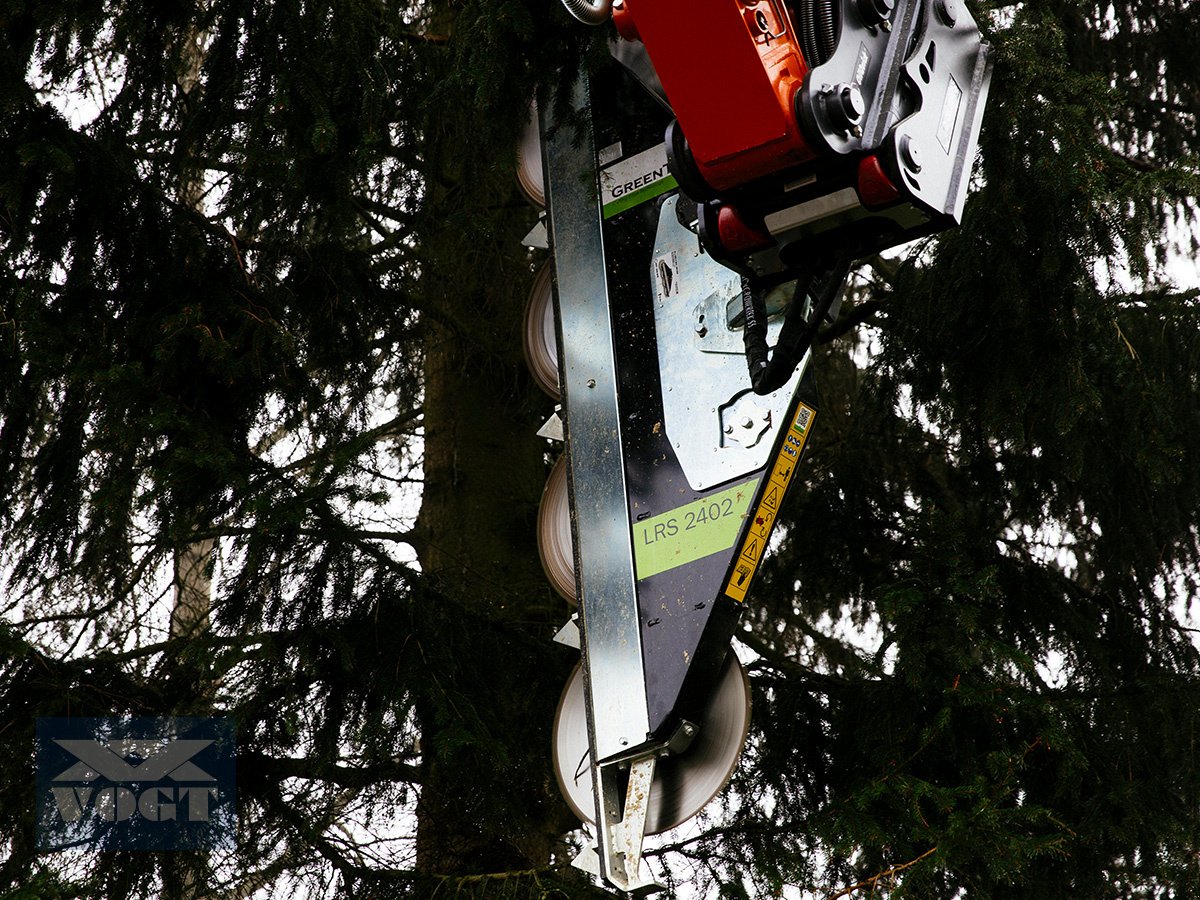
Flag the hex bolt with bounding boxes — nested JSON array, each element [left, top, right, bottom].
[[586, 378, 596, 389], [724, 424, 734, 434], [741, 417, 755, 429], [683, 724, 696, 736]]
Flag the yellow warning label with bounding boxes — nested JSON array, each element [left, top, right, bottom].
[[725, 401, 816, 602]]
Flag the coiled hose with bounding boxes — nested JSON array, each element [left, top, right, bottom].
[[561, 0, 612, 25]]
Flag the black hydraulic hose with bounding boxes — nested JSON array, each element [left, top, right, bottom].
[[816, 0, 838, 63], [742, 251, 853, 395], [792, 0, 838, 67], [797, 1, 818, 68]]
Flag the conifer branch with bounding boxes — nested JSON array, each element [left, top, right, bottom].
[[1111, 149, 1164, 173], [1113, 318, 1139, 360], [738, 627, 859, 686], [268, 406, 424, 471], [188, 524, 421, 549], [433, 865, 568, 884], [864, 253, 901, 286], [818, 297, 889, 344], [824, 846, 938, 899], [241, 750, 422, 787], [397, 29, 450, 45]]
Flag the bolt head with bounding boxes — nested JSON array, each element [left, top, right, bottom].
[[857, 0, 895, 26], [901, 135, 923, 173], [830, 83, 865, 132], [936, 0, 958, 26]]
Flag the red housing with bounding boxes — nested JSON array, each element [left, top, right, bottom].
[[616, 0, 820, 192]]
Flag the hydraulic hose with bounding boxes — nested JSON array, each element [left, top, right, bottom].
[[816, 0, 838, 62], [561, 0, 612, 25], [793, 0, 839, 67], [741, 250, 853, 395]]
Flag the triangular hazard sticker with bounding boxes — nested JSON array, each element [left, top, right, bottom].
[[742, 539, 759, 562], [763, 487, 779, 510]]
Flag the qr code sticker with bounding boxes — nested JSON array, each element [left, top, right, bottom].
[[793, 406, 813, 433]]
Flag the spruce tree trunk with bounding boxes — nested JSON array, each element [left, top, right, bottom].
[[402, 0, 592, 873], [412, 205, 579, 875], [170, 7, 215, 648], [165, 15, 214, 899]]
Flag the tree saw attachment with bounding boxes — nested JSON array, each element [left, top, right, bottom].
[[535, 2, 990, 892]]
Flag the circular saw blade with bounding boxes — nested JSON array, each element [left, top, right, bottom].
[[552, 650, 751, 834], [522, 262, 560, 399], [516, 101, 545, 208], [536, 455, 576, 603]]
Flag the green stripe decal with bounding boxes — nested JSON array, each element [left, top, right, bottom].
[[600, 143, 677, 220], [602, 174, 679, 219], [632, 479, 759, 580]]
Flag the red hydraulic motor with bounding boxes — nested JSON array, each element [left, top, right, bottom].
[[561, 0, 991, 393], [563, 0, 992, 282]]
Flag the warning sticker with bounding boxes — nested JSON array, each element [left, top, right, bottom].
[[600, 143, 679, 219], [654, 251, 680, 300], [725, 402, 817, 602], [633, 479, 759, 580]]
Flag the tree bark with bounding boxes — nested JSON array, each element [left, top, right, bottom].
[[414, 301, 581, 875], [166, 13, 214, 900]]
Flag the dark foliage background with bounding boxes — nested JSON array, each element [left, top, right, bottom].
[[0, 1, 1197, 898]]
